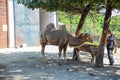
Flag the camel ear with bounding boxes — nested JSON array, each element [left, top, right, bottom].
[[86, 33, 91, 38], [86, 36, 89, 39], [86, 33, 89, 36], [81, 33, 85, 37]]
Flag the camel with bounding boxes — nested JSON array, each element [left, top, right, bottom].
[[40, 23, 93, 63], [75, 44, 98, 63]]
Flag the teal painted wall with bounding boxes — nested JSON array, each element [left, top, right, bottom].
[[14, 0, 40, 47]]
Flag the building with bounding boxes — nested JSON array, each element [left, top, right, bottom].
[[0, 0, 57, 48]]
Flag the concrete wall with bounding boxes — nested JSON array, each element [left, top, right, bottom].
[[40, 9, 57, 31], [13, 0, 40, 47], [8, 0, 15, 48]]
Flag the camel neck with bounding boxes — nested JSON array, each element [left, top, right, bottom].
[[68, 34, 85, 47]]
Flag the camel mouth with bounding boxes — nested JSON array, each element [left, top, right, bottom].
[[86, 35, 93, 43], [69, 43, 85, 48], [89, 38, 93, 43]]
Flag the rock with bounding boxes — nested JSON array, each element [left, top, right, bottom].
[[88, 72, 96, 76], [66, 68, 75, 72], [41, 67, 45, 69]]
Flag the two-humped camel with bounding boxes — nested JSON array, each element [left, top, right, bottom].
[[40, 23, 93, 63]]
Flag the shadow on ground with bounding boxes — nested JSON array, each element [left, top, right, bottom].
[[0, 51, 120, 80]]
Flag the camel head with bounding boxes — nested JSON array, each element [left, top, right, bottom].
[[68, 33, 93, 47], [78, 33, 93, 43]]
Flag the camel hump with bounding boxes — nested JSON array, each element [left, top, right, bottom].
[[58, 25, 68, 35], [46, 23, 67, 31], [40, 23, 55, 44], [45, 23, 56, 34], [46, 23, 55, 30], [58, 25, 67, 30]]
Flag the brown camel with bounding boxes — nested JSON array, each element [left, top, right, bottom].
[[40, 23, 93, 62], [75, 44, 98, 63]]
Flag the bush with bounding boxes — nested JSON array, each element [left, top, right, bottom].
[[114, 31, 120, 39]]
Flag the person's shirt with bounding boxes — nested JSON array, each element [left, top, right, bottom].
[[107, 34, 116, 49]]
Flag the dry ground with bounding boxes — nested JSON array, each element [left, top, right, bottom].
[[0, 46, 120, 80]]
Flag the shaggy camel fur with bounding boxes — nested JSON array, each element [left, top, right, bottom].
[[40, 23, 93, 62], [75, 44, 98, 63]]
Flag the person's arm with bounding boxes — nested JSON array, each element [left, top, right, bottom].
[[114, 40, 117, 54]]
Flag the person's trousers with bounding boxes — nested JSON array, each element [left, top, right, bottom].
[[107, 49, 114, 65]]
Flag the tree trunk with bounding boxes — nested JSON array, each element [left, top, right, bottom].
[[95, 0, 112, 67], [73, 4, 91, 60]]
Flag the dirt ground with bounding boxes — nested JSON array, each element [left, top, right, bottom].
[[0, 45, 120, 80]]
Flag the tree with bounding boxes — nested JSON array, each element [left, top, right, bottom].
[[73, 4, 91, 60], [95, 0, 112, 67], [95, 0, 120, 67]]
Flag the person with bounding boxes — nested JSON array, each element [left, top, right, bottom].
[[106, 29, 117, 66]]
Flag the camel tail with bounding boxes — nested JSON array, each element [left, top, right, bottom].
[[40, 34, 47, 45]]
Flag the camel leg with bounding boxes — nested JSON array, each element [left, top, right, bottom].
[[75, 48, 81, 61], [41, 44, 46, 63], [58, 46, 62, 63], [59, 47, 62, 58], [63, 45, 67, 62], [73, 48, 77, 60], [90, 52, 94, 63]]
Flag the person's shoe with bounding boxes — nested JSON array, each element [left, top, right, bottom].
[[109, 63, 113, 66]]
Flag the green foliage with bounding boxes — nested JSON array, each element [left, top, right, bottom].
[[58, 11, 104, 35], [114, 31, 120, 39], [17, 0, 120, 38], [109, 16, 120, 39], [17, 0, 107, 14], [110, 16, 120, 31], [59, 11, 120, 40], [58, 12, 80, 33], [17, 0, 120, 12], [83, 13, 104, 35]]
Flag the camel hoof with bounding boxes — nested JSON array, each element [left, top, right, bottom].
[[78, 58, 81, 62], [91, 59, 94, 63], [66, 62, 70, 65], [41, 57, 47, 63], [58, 63, 62, 66], [57, 59, 61, 63]]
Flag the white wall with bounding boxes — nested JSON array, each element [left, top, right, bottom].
[[8, 0, 15, 48], [40, 9, 57, 31]]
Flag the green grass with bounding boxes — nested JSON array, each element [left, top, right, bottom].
[[84, 42, 99, 46]]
